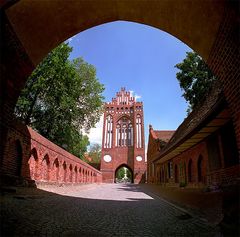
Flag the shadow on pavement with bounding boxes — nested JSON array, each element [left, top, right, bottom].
[[0, 184, 236, 237]]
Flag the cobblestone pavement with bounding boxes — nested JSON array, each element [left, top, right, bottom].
[[1, 184, 222, 237]]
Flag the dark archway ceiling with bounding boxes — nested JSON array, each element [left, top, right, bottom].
[[6, 0, 226, 66]]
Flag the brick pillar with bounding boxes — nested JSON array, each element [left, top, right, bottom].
[[207, 1, 240, 161], [207, 2, 240, 231], [0, 13, 34, 170]]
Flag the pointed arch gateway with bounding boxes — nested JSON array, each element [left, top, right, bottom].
[[115, 164, 134, 183]]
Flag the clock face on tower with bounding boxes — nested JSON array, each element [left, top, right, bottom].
[[103, 155, 112, 163], [136, 156, 143, 162]]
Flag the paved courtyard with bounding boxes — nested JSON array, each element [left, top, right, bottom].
[[1, 183, 221, 236]]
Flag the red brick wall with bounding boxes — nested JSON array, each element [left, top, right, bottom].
[[152, 137, 239, 188], [147, 130, 159, 183], [147, 127, 174, 183], [207, 1, 240, 158], [207, 165, 240, 186], [1, 120, 102, 186], [170, 142, 209, 188]]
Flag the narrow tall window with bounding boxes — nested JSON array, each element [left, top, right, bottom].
[[104, 115, 113, 148], [122, 124, 126, 146], [136, 115, 142, 148], [116, 124, 120, 146], [116, 117, 132, 147], [128, 124, 133, 146]]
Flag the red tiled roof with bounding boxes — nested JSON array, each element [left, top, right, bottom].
[[151, 130, 175, 142]]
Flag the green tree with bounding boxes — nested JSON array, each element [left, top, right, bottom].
[[116, 167, 132, 181], [116, 167, 125, 180], [87, 143, 101, 164], [15, 43, 104, 159], [175, 51, 216, 113], [126, 169, 132, 180]]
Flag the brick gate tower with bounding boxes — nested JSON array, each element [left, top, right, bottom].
[[100, 88, 146, 183]]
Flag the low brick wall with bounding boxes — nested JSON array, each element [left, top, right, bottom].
[[1, 119, 102, 186], [207, 165, 240, 186]]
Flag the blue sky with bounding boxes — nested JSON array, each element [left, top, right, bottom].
[[67, 21, 192, 146]]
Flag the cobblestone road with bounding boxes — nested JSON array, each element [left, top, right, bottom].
[[1, 184, 221, 237]]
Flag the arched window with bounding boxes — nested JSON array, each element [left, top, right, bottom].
[[116, 117, 132, 147], [197, 155, 203, 182], [104, 115, 113, 148], [136, 115, 142, 148], [122, 124, 126, 146], [116, 124, 120, 146], [188, 159, 192, 183], [128, 124, 133, 146]]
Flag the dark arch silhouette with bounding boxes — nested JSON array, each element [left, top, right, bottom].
[[115, 164, 133, 183]]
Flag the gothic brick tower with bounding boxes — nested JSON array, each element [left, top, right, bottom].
[[100, 87, 146, 183]]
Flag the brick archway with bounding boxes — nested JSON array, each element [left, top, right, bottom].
[[115, 164, 134, 183], [1, 0, 239, 171]]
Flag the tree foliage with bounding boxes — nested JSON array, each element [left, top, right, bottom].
[[116, 167, 125, 179], [87, 143, 102, 164], [175, 51, 216, 112], [15, 43, 104, 159], [116, 167, 132, 181]]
